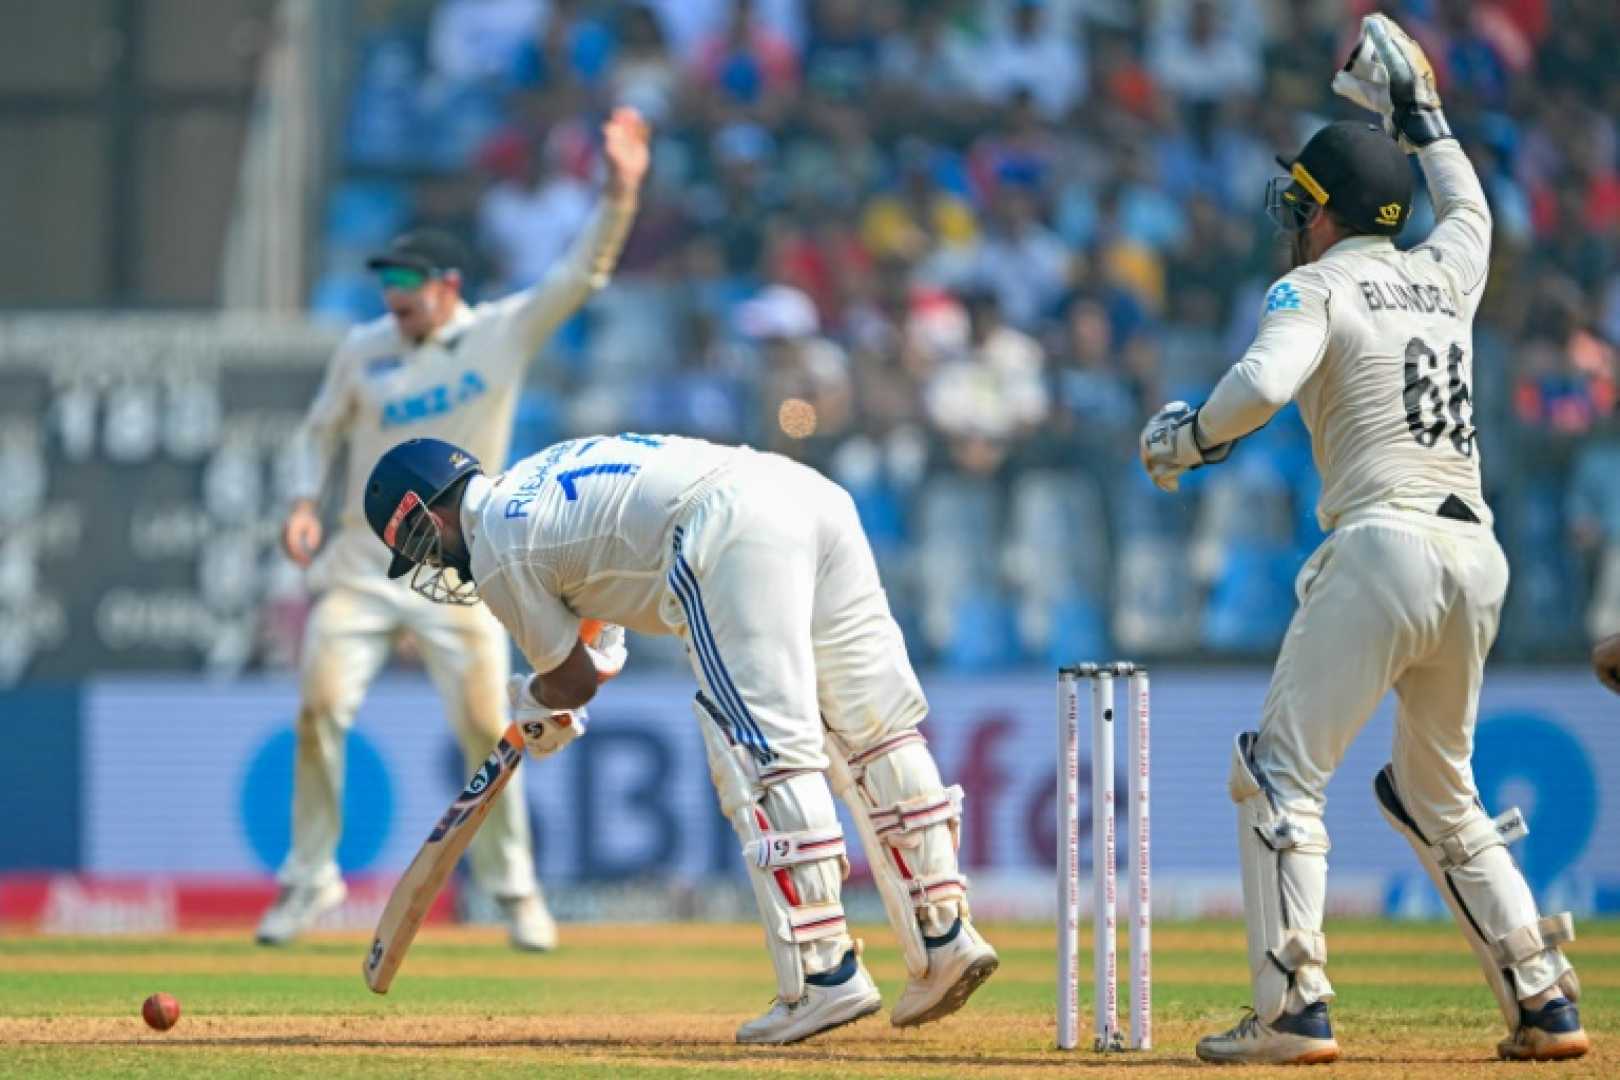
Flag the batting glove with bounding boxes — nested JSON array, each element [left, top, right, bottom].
[[507, 674, 588, 760]]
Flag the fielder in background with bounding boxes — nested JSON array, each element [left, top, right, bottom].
[[1139, 15, 1587, 1065], [362, 434, 999, 1045], [258, 108, 649, 950]]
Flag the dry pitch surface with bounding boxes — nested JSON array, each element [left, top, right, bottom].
[[1, 920, 1615, 1078]]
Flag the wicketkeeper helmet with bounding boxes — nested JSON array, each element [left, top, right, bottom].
[[1266, 120, 1414, 237]]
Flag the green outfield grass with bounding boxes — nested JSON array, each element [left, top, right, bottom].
[[0, 920, 1614, 1078]]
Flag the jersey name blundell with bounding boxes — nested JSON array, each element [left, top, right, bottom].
[[1357, 278, 1457, 318]]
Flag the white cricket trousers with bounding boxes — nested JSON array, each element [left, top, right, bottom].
[[1254, 505, 1509, 838], [277, 576, 537, 898], [662, 450, 931, 770]]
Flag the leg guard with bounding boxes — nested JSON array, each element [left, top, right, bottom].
[[1229, 733, 1333, 1024], [1375, 764, 1578, 1032], [696, 694, 851, 1004], [826, 729, 967, 980]]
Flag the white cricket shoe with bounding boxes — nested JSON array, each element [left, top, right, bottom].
[[1195, 1004, 1340, 1065], [255, 880, 347, 945], [499, 892, 558, 952], [891, 919, 999, 1027], [735, 953, 883, 1045]]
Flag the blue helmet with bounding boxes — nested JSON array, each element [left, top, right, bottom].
[[364, 437, 482, 582]]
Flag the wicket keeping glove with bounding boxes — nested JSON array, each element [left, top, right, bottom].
[[507, 674, 588, 760], [1332, 13, 1451, 151], [1139, 401, 1232, 494]]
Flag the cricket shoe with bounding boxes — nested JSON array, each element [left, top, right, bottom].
[[499, 892, 558, 952], [1195, 1003, 1341, 1065], [255, 880, 347, 945], [735, 949, 883, 1045], [1498, 997, 1590, 1061], [891, 919, 1000, 1027]]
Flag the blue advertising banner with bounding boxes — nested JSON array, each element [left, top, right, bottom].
[[0, 684, 81, 870], [27, 668, 1620, 917]]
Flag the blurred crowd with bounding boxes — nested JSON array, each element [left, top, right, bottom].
[[313, 0, 1620, 667]]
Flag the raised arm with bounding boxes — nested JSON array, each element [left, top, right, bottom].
[[1335, 13, 1488, 296], [1414, 141, 1491, 301], [496, 108, 649, 360]]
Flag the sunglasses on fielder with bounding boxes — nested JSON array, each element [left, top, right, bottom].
[[382, 491, 479, 604], [376, 266, 439, 292]]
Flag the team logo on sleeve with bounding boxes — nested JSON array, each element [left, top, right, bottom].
[[1265, 282, 1302, 313]]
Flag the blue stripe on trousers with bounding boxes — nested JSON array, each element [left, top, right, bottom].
[[666, 567, 752, 753], [667, 565, 771, 761], [669, 553, 773, 759], [667, 550, 774, 761]]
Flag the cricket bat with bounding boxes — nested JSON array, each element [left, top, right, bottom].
[[363, 723, 525, 993]]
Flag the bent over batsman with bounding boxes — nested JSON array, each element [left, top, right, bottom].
[[364, 432, 999, 1045]]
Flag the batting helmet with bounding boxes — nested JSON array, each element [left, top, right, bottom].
[[364, 437, 483, 581]]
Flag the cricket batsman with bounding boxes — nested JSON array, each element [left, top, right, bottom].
[[1138, 15, 1587, 1064], [360, 432, 1000, 1044], [257, 109, 649, 949]]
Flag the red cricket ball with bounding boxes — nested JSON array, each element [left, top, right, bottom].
[[142, 992, 181, 1031]]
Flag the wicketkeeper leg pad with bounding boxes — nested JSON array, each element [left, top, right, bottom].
[[826, 729, 968, 980], [695, 694, 851, 1004], [1375, 764, 1578, 1032], [1229, 733, 1333, 1023]]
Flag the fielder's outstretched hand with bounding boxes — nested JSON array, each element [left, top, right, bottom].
[[281, 500, 322, 567], [1592, 634, 1620, 695], [603, 106, 650, 201]]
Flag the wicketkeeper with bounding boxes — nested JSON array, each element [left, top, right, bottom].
[[1138, 15, 1587, 1064], [361, 433, 999, 1044]]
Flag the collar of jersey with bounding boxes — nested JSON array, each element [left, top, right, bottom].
[[420, 302, 476, 348], [460, 472, 496, 580], [1322, 234, 1394, 259]]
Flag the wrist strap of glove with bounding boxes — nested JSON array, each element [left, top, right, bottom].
[[1395, 105, 1451, 148], [1190, 408, 1234, 465]]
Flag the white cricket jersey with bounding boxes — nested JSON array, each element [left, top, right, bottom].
[[289, 198, 636, 587], [463, 434, 741, 673], [1199, 141, 1493, 531]]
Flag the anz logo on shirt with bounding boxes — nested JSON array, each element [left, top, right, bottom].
[[380, 370, 488, 428]]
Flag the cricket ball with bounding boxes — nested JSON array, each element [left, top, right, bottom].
[[142, 992, 181, 1031]]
